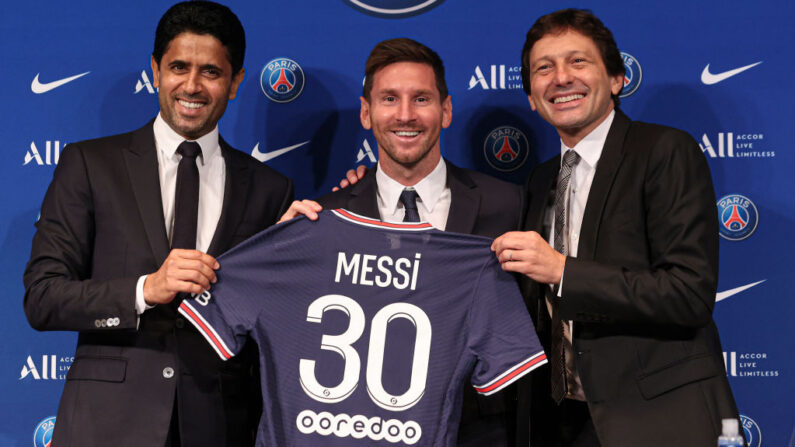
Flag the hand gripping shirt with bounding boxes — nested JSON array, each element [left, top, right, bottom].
[[179, 209, 546, 446]]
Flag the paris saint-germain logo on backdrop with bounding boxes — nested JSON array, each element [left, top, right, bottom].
[[483, 126, 529, 172], [260, 58, 305, 103], [33, 416, 55, 447], [740, 414, 762, 447], [620, 52, 642, 98], [717, 194, 759, 241], [342, 0, 446, 18]]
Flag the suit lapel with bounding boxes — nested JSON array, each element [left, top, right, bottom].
[[444, 160, 479, 234], [523, 158, 559, 234], [207, 138, 252, 257], [124, 121, 170, 266], [577, 110, 631, 260]]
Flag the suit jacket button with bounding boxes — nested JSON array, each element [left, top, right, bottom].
[[163, 367, 175, 379], [175, 318, 185, 329]]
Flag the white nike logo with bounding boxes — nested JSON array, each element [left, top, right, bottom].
[[251, 140, 310, 162], [701, 61, 762, 85], [716, 280, 766, 302], [31, 71, 91, 94]]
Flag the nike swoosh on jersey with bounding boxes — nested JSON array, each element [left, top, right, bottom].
[[251, 140, 310, 162], [31, 71, 91, 94], [700, 61, 762, 85], [716, 279, 766, 302]]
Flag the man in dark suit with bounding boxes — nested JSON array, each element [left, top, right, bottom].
[[281, 38, 522, 446], [23, 2, 293, 446], [491, 9, 741, 446]]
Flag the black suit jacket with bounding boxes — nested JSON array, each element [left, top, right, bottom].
[[318, 159, 523, 446], [516, 110, 740, 446], [23, 121, 294, 447]]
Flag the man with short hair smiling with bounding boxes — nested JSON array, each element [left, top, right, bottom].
[[281, 37, 523, 446], [491, 8, 742, 446], [23, 2, 293, 445]]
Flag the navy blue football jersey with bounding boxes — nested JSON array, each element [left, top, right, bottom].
[[179, 209, 546, 446]]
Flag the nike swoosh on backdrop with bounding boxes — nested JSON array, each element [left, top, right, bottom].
[[701, 61, 762, 85], [31, 71, 91, 94], [716, 279, 766, 302], [251, 140, 310, 162]]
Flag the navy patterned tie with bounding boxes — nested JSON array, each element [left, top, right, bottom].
[[550, 149, 580, 404], [172, 141, 202, 250], [399, 189, 421, 223]]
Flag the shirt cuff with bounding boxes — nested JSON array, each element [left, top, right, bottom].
[[135, 275, 156, 315], [557, 264, 566, 298]]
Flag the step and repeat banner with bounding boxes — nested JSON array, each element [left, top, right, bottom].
[[1, 0, 792, 445]]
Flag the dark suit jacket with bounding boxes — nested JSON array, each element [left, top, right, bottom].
[[516, 110, 740, 446], [23, 121, 294, 447], [318, 159, 523, 446]]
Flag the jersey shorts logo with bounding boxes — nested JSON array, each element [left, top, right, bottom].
[[33, 416, 55, 447], [342, 0, 445, 18], [740, 414, 762, 447], [483, 126, 529, 172], [260, 58, 305, 103], [717, 194, 759, 241], [620, 52, 642, 98]]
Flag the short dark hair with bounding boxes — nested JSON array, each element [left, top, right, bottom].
[[521, 8, 625, 105], [363, 38, 448, 101], [153, 1, 246, 75]]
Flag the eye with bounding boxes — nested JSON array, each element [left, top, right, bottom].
[[383, 96, 396, 103], [203, 68, 221, 78], [170, 63, 187, 72], [415, 96, 428, 103]]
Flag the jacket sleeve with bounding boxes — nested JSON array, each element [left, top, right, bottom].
[[23, 144, 139, 332]]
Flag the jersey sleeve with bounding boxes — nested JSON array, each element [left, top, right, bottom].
[[178, 236, 271, 361], [468, 257, 547, 396]]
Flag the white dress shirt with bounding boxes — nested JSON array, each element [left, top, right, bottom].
[[134, 114, 226, 314], [375, 157, 451, 230]]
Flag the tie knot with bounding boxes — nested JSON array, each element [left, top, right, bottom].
[[562, 150, 580, 168], [177, 141, 202, 159], [399, 189, 419, 210]]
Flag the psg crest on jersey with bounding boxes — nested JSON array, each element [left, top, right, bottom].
[[483, 126, 529, 172], [342, 0, 446, 18], [717, 194, 759, 241], [260, 58, 305, 103], [620, 52, 642, 98], [33, 416, 55, 447]]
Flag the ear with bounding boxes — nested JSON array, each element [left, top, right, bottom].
[[360, 97, 372, 130], [150, 55, 160, 89], [228, 68, 245, 100], [610, 73, 624, 96], [527, 95, 537, 111], [441, 95, 452, 129]]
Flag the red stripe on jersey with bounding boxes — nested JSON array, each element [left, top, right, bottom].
[[474, 353, 547, 394], [335, 208, 433, 229], [179, 303, 232, 360]]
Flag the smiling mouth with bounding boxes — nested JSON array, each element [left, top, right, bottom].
[[552, 94, 585, 104], [393, 131, 420, 137], [178, 99, 205, 110]]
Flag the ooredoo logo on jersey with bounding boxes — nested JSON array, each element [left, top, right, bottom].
[[260, 58, 305, 103]]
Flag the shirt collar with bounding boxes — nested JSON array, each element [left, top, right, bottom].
[[560, 109, 615, 170], [376, 157, 447, 214], [153, 113, 221, 165]]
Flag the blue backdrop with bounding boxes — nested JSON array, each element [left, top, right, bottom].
[[2, 1, 792, 445]]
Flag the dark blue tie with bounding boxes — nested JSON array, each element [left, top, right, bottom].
[[172, 141, 202, 250], [399, 189, 421, 223]]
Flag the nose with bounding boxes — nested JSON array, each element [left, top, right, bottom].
[[552, 65, 574, 86], [183, 69, 202, 95], [396, 99, 416, 122]]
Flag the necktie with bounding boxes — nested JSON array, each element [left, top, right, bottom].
[[550, 149, 580, 404], [399, 189, 421, 223], [172, 141, 202, 250]]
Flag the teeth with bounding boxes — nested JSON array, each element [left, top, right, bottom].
[[178, 99, 203, 109], [394, 131, 420, 137], [553, 94, 584, 104]]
